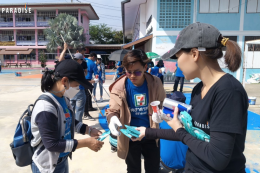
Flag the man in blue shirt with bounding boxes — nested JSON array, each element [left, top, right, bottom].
[[84, 53, 98, 119], [173, 62, 185, 92], [115, 61, 124, 80]]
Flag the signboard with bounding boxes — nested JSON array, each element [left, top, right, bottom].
[[38, 41, 48, 46], [0, 22, 13, 27], [0, 41, 15, 46], [15, 22, 35, 27], [16, 40, 35, 46], [37, 21, 49, 27]]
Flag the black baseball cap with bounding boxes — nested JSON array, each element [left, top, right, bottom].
[[161, 22, 221, 60], [54, 59, 93, 89]]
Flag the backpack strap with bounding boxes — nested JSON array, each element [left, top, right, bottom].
[[22, 94, 59, 143], [29, 94, 59, 117]]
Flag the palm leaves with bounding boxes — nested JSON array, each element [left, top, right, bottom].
[[44, 13, 86, 52]]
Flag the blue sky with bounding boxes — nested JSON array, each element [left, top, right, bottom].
[[1, 0, 123, 30]]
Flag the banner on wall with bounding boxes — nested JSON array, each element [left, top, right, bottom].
[[0, 41, 15, 46]]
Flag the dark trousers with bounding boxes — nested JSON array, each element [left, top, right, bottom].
[[0, 65, 1, 72], [84, 79, 93, 112], [173, 76, 184, 92], [126, 139, 160, 173], [160, 75, 164, 84]]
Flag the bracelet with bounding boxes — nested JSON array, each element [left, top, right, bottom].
[[88, 127, 92, 136]]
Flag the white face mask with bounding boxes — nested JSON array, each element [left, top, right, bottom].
[[63, 82, 80, 99]]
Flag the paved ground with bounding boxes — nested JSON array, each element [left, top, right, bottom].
[[0, 69, 259, 173]]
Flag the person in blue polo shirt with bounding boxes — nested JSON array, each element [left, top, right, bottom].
[[84, 53, 98, 120], [115, 61, 124, 80], [172, 62, 185, 93]]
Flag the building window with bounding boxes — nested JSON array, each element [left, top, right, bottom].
[[16, 13, 34, 22], [245, 36, 260, 51], [17, 31, 35, 41], [58, 11, 78, 20], [159, 0, 192, 29], [4, 55, 15, 61], [0, 31, 14, 42], [200, 0, 239, 13], [37, 11, 56, 21], [247, 0, 260, 13], [0, 13, 13, 22]]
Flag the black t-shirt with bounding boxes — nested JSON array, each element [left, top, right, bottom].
[[81, 60, 87, 70], [185, 74, 248, 172]]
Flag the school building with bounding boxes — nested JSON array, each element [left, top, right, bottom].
[[0, 3, 99, 67], [121, 0, 260, 83]]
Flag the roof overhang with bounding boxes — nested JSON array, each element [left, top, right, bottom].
[[0, 48, 33, 55], [246, 39, 260, 44], [0, 3, 99, 20], [85, 44, 123, 50], [122, 34, 152, 49], [121, 0, 147, 42]]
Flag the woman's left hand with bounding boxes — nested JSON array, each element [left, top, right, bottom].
[[90, 128, 103, 137], [131, 127, 146, 141], [165, 107, 183, 132]]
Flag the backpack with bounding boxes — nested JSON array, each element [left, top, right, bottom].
[[10, 94, 58, 167]]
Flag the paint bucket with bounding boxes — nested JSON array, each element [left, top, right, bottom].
[[15, 72, 22, 77], [248, 97, 257, 105]]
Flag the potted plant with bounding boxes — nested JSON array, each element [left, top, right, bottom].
[[39, 50, 47, 68]]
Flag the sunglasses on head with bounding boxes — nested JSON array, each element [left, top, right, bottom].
[[125, 70, 142, 77]]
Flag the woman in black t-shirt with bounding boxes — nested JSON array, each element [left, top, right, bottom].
[[132, 23, 248, 173]]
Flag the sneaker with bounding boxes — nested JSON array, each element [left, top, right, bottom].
[[93, 97, 97, 102], [88, 107, 98, 111], [111, 146, 117, 153], [100, 98, 103, 102], [85, 114, 95, 120]]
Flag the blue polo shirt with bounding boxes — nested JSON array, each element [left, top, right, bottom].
[[125, 78, 150, 128], [85, 58, 97, 80], [150, 66, 160, 77], [175, 63, 184, 77]]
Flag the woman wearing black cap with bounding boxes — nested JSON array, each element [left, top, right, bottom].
[[134, 23, 248, 173], [30, 59, 104, 173]]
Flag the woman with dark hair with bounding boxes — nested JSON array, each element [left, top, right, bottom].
[[106, 49, 166, 173], [133, 23, 248, 173], [31, 59, 104, 173], [156, 60, 165, 84]]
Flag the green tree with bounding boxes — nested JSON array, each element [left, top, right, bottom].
[[44, 13, 86, 52], [89, 24, 130, 44], [38, 50, 47, 68]]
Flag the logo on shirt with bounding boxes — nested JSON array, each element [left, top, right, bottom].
[[65, 108, 70, 118], [134, 94, 147, 107], [194, 121, 210, 129]]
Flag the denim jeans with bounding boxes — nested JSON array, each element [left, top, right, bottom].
[[93, 80, 103, 97], [70, 89, 86, 122], [31, 157, 68, 173]]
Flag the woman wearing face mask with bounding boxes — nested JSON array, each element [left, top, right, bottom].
[[31, 59, 104, 173], [133, 23, 248, 173], [106, 49, 165, 173]]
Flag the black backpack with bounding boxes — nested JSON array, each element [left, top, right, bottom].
[[10, 94, 58, 167]]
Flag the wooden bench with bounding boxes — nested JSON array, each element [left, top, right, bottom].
[[7, 63, 18, 68], [20, 62, 31, 68]]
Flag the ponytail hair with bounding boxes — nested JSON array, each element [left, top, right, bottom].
[[41, 68, 61, 92], [224, 38, 242, 72], [199, 35, 242, 72]]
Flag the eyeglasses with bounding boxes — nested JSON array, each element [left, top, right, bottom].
[[125, 70, 142, 77]]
